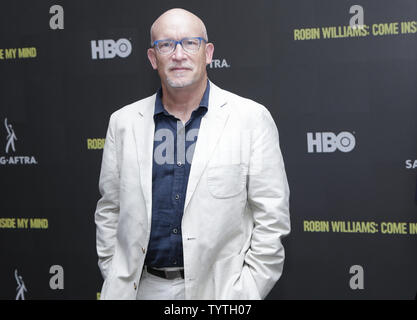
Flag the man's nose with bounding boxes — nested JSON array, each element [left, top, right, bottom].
[[172, 43, 186, 59]]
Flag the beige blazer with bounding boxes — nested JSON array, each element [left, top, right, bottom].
[[95, 81, 290, 300]]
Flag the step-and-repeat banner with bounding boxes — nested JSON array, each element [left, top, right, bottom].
[[0, 0, 416, 300]]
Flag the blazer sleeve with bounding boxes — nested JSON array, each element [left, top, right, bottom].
[[244, 107, 291, 299], [95, 113, 120, 279]]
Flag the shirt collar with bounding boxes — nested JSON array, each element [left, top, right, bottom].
[[154, 80, 210, 117]]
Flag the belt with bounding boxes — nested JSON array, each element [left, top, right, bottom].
[[146, 266, 184, 280]]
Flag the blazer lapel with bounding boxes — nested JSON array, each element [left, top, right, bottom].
[[131, 84, 230, 220], [132, 95, 156, 227], [183, 82, 230, 213]]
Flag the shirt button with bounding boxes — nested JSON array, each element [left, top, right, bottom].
[[177, 161, 182, 167], [142, 247, 146, 254], [175, 194, 180, 200]]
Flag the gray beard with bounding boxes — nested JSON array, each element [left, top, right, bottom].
[[166, 77, 195, 88]]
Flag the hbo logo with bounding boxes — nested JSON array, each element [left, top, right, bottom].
[[307, 132, 356, 153], [91, 39, 132, 59]]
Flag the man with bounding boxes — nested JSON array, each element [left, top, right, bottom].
[[95, 8, 290, 300]]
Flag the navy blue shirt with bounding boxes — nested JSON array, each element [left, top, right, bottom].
[[145, 82, 210, 268]]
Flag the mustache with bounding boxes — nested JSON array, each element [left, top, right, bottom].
[[168, 62, 194, 70]]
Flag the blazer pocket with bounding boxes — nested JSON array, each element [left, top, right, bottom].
[[213, 253, 260, 300], [207, 164, 246, 198]]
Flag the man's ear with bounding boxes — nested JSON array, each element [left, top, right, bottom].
[[205, 43, 214, 65], [147, 48, 158, 70]]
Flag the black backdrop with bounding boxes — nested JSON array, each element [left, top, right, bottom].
[[0, 0, 416, 300]]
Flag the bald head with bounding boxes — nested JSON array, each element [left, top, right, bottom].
[[150, 8, 208, 45], [147, 8, 214, 91]]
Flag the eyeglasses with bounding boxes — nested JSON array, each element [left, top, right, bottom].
[[152, 37, 207, 55]]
